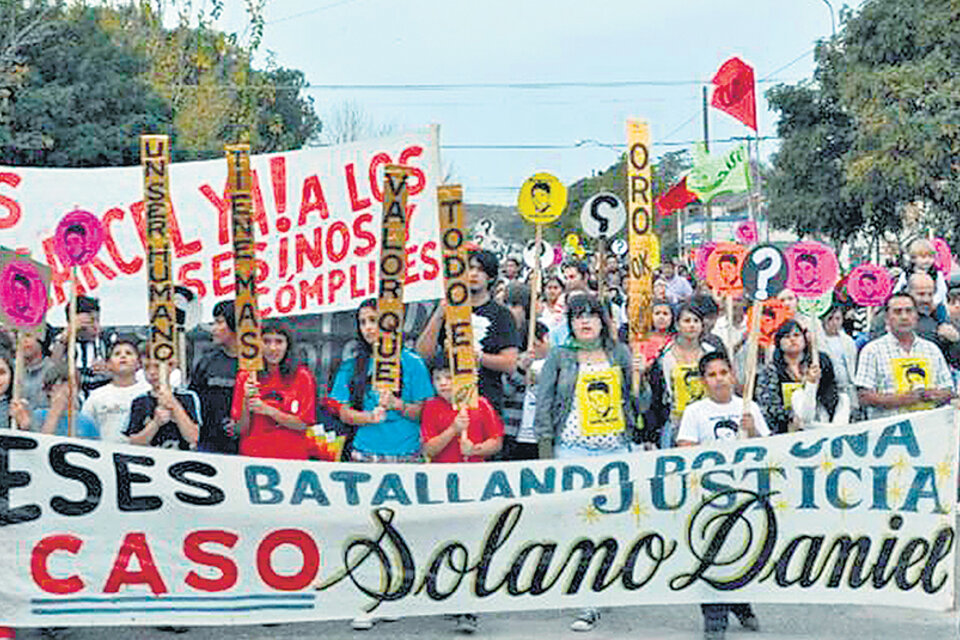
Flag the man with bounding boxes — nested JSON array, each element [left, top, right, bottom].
[[858, 272, 881, 300], [502, 257, 522, 283], [531, 181, 551, 214], [871, 272, 958, 356], [676, 351, 766, 640], [660, 260, 693, 305], [18, 328, 52, 410], [795, 253, 819, 289], [51, 295, 113, 397], [691, 294, 726, 354], [189, 300, 239, 453], [855, 292, 953, 419], [417, 249, 519, 415], [718, 253, 740, 288], [562, 260, 590, 293]]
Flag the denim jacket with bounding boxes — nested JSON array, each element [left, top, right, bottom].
[[533, 341, 648, 444]]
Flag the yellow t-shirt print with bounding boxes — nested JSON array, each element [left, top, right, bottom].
[[672, 363, 705, 418], [891, 356, 934, 412], [781, 382, 802, 410], [576, 367, 625, 437]]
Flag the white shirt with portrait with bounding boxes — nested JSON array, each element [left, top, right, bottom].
[[676, 395, 770, 444]]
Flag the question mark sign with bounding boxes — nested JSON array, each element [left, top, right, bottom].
[[751, 247, 782, 301], [590, 194, 618, 236]]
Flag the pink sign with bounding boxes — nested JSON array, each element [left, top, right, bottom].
[[695, 242, 717, 281], [847, 263, 893, 307], [932, 237, 953, 275], [785, 241, 839, 298], [53, 209, 104, 267], [0, 256, 49, 328], [734, 220, 757, 245]]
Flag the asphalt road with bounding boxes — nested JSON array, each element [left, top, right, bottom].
[[8, 602, 956, 640]]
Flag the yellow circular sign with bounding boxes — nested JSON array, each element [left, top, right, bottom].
[[517, 172, 567, 224]]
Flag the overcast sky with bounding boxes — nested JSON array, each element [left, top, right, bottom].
[[217, 0, 852, 205]]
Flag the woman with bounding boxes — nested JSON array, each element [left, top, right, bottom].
[[330, 299, 433, 464], [820, 303, 859, 419], [653, 278, 669, 304], [647, 303, 718, 448], [502, 284, 549, 460], [0, 349, 12, 429], [755, 319, 843, 433], [540, 274, 566, 330], [534, 293, 644, 632], [232, 323, 317, 460]]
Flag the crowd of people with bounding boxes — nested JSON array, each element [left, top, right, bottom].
[[0, 236, 956, 640]]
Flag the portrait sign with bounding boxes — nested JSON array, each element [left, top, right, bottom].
[[847, 263, 893, 307], [0, 252, 50, 329], [734, 220, 758, 245], [53, 209, 104, 267], [891, 356, 935, 412], [705, 242, 746, 296], [932, 237, 953, 275], [746, 298, 792, 348], [785, 241, 839, 298], [517, 172, 566, 225], [695, 241, 717, 282], [575, 367, 624, 437]]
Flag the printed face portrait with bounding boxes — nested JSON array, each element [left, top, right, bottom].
[[796, 254, 818, 287], [683, 369, 704, 401], [64, 224, 88, 262], [531, 182, 551, 213], [11, 274, 30, 313], [859, 273, 879, 298], [904, 365, 927, 391], [586, 380, 612, 418], [719, 254, 739, 284], [713, 418, 739, 440], [760, 307, 778, 336]]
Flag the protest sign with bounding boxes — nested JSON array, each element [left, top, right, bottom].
[[580, 192, 626, 239], [437, 185, 477, 409], [53, 210, 104, 269], [933, 237, 953, 275], [0, 128, 442, 326], [734, 220, 757, 245], [705, 242, 746, 296], [742, 244, 787, 302], [746, 298, 792, 348], [226, 145, 263, 372], [373, 165, 410, 398], [785, 241, 839, 298], [626, 119, 658, 394], [141, 135, 176, 367], [522, 239, 553, 270], [694, 241, 717, 282], [0, 252, 49, 330], [0, 408, 953, 626], [848, 264, 893, 307]]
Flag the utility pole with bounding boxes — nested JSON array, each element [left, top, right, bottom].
[[702, 86, 713, 242]]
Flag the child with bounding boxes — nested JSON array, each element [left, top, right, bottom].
[[80, 336, 150, 443], [894, 238, 948, 308], [421, 353, 504, 463], [676, 351, 768, 640], [420, 353, 503, 634], [125, 356, 201, 450], [10, 362, 99, 438]]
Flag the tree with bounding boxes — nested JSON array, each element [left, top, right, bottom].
[[767, 0, 960, 253]]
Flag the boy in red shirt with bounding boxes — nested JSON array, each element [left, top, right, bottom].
[[422, 354, 504, 463]]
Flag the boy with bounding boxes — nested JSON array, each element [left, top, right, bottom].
[[10, 362, 98, 438], [80, 336, 149, 443], [677, 351, 768, 640], [190, 300, 240, 453], [420, 354, 503, 634], [125, 355, 201, 450]]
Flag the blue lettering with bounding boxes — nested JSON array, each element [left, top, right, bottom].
[[290, 470, 329, 506], [371, 473, 412, 506], [245, 465, 283, 505]]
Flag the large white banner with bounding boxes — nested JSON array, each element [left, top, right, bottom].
[[0, 128, 443, 325], [0, 408, 955, 626]]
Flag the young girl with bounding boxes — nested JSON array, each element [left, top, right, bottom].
[[647, 303, 719, 447], [894, 238, 949, 307], [232, 323, 317, 460], [540, 274, 566, 330], [330, 299, 434, 466]]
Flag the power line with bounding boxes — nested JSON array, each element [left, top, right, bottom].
[[442, 135, 778, 151], [299, 78, 798, 92], [266, 0, 364, 25]]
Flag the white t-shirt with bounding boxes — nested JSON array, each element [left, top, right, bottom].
[[81, 381, 151, 443], [676, 395, 770, 444]]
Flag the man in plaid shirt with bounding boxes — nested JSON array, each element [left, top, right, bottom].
[[855, 292, 954, 419]]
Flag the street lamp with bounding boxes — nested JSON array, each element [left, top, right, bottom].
[[821, 0, 836, 37]]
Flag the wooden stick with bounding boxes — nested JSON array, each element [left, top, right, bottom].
[[598, 238, 607, 301], [527, 224, 543, 352], [725, 294, 735, 372], [740, 300, 763, 438], [66, 267, 78, 438], [12, 330, 23, 404], [809, 314, 821, 369]]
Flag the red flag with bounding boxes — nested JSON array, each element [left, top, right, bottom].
[[655, 177, 698, 218], [711, 57, 757, 131]]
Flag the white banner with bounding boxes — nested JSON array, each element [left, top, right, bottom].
[[0, 408, 955, 626], [0, 128, 443, 325]]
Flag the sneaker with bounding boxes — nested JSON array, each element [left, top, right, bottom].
[[380, 616, 399, 623], [739, 614, 760, 631], [704, 630, 726, 640], [570, 608, 600, 632], [157, 627, 189, 634], [455, 614, 478, 634], [351, 614, 375, 631]]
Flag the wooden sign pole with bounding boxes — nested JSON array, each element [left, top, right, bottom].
[[67, 267, 78, 437], [597, 238, 607, 302], [438, 185, 478, 411], [374, 165, 411, 401], [141, 135, 176, 388], [226, 144, 262, 373], [527, 223, 543, 352], [740, 300, 763, 438], [626, 119, 657, 395], [12, 330, 23, 403]]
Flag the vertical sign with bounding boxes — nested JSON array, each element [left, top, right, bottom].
[[374, 165, 411, 397], [437, 185, 478, 409], [626, 119, 658, 394], [140, 135, 176, 366], [226, 144, 262, 372]]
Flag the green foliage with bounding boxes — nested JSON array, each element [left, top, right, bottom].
[[767, 0, 960, 252]]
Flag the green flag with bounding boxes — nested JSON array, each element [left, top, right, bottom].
[[686, 142, 751, 203]]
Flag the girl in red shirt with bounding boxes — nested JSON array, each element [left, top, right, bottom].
[[232, 323, 317, 460]]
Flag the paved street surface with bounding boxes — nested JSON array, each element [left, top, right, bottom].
[[9, 603, 957, 640]]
